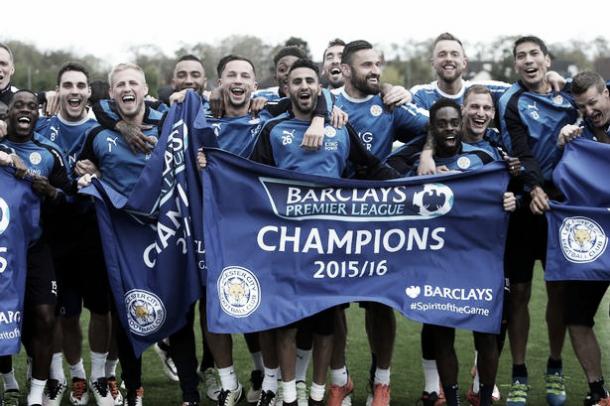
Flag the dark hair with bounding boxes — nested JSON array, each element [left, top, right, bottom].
[[9, 89, 37, 107], [288, 59, 320, 77], [216, 54, 256, 77], [463, 84, 492, 104], [513, 36, 548, 57], [57, 62, 89, 85], [429, 98, 461, 123], [0, 43, 14, 62], [341, 40, 373, 65], [323, 38, 346, 59], [273, 46, 307, 67], [89, 80, 110, 105], [571, 71, 607, 96], [176, 54, 204, 65], [433, 32, 463, 48]]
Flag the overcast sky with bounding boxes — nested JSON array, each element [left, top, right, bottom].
[[3, 0, 608, 65]]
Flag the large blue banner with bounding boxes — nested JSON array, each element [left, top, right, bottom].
[[81, 91, 212, 356], [546, 138, 610, 281], [0, 167, 40, 356], [203, 151, 510, 334]]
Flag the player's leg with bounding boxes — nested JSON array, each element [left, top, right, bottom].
[[168, 305, 200, 405], [432, 325, 458, 406], [368, 303, 394, 406], [328, 306, 353, 406]]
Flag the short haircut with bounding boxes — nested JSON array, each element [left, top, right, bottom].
[[57, 62, 89, 85], [341, 40, 373, 65], [273, 46, 307, 67], [108, 63, 145, 86], [323, 38, 346, 59], [463, 84, 493, 105], [176, 54, 204, 66], [288, 59, 320, 78], [429, 98, 461, 123], [9, 89, 37, 107], [571, 71, 607, 96], [0, 43, 14, 63], [513, 35, 548, 57], [89, 80, 110, 105], [433, 32, 463, 48], [216, 54, 256, 77]]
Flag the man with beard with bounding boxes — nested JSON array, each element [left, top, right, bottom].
[[34, 62, 116, 406], [331, 39, 428, 406], [235, 58, 399, 406], [0, 90, 74, 406], [552, 71, 610, 406], [321, 39, 346, 93]]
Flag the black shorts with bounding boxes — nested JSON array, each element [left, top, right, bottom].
[[25, 240, 58, 307], [564, 280, 610, 327], [49, 213, 110, 317], [286, 307, 336, 335], [504, 206, 548, 284]]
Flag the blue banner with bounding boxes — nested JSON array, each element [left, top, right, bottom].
[[81, 91, 212, 356], [203, 151, 510, 334], [0, 167, 40, 356], [546, 138, 610, 281]]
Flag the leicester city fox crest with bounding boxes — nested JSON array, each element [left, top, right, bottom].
[[124, 289, 166, 336], [217, 266, 261, 317], [560, 216, 608, 263]]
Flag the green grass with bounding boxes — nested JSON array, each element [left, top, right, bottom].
[[8, 264, 610, 405]]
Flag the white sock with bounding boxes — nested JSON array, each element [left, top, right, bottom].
[[374, 368, 390, 385], [295, 348, 312, 382], [331, 366, 348, 386], [27, 378, 46, 405], [423, 359, 440, 393], [90, 351, 108, 381], [250, 351, 264, 372], [105, 358, 119, 378], [281, 379, 297, 403], [262, 367, 279, 392], [218, 366, 238, 391], [69, 359, 86, 380], [310, 382, 325, 401], [2, 369, 19, 391], [50, 352, 65, 381]]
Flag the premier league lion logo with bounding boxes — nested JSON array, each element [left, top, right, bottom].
[[124, 290, 166, 336], [217, 266, 261, 317], [560, 216, 608, 263]]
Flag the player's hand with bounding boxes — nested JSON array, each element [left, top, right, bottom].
[[331, 106, 348, 129], [529, 186, 550, 215], [503, 192, 517, 212], [5, 153, 28, 179], [436, 165, 450, 173], [504, 155, 521, 176], [417, 149, 436, 175], [169, 89, 188, 105], [115, 121, 156, 154], [0, 120, 7, 138], [31, 175, 58, 199], [43, 91, 60, 116], [77, 173, 96, 189], [0, 151, 11, 166], [208, 87, 224, 118], [557, 124, 583, 148], [74, 159, 101, 177], [546, 71, 566, 92], [301, 116, 324, 150], [249, 97, 268, 118], [197, 149, 207, 169], [381, 84, 412, 110]]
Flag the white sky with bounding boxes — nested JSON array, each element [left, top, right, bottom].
[[3, 0, 608, 66]]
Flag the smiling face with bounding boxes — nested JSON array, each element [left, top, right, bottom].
[[322, 44, 345, 89], [0, 48, 14, 90], [432, 40, 467, 84], [287, 66, 320, 118], [514, 41, 551, 92], [172, 60, 206, 93], [431, 106, 462, 156], [462, 92, 494, 140], [8, 91, 39, 140], [109, 67, 148, 120], [343, 48, 381, 96], [219, 59, 257, 110], [574, 85, 610, 129], [275, 55, 299, 95], [58, 70, 91, 122]]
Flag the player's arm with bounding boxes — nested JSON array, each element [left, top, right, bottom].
[[32, 146, 75, 202], [345, 123, 401, 180], [92, 100, 155, 154], [380, 83, 412, 109]]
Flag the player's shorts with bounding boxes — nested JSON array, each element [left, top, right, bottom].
[[285, 307, 336, 335], [504, 205, 548, 284], [25, 239, 58, 307], [48, 212, 110, 317], [564, 280, 610, 327]]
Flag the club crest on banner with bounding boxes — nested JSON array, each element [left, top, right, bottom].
[[560, 216, 608, 263], [217, 266, 261, 318], [0, 198, 9, 235], [124, 289, 166, 336]]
